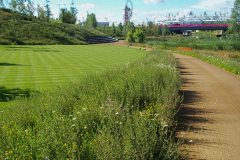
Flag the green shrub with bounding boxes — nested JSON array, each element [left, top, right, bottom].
[[126, 31, 134, 43], [133, 28, 145, 43]]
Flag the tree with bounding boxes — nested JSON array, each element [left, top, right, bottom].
[[37, 4, 46, 19], [118, 23, 123, 32], [123, 22, 135, 35], [162, 26, 170, 36], [70, 5, 77, 17], [70, 5, 78, 23], [10, 0, 17, 11], [59, 8, 77, 24], [45, 0, 51, 21], [229, 0, 240, 33], [147, 21, 154, 28], [133, 28, 145, 43], [26, 0, 35, 16], [0, 0, 4, 8], [126, 31, 134, 43], [85, 13, 97, 28], [116, 22, 123, 37], [111, 23, 116, 36], [16, 0, 28, 14]]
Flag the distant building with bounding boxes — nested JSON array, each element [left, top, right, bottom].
[[97, 22, 109, 27]]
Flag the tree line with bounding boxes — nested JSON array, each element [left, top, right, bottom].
[[0, 0, 77, 23]]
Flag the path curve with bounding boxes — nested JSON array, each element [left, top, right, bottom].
[[175, 54, 240, 160]]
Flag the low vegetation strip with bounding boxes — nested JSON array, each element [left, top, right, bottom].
[[176, 50, 240, 75], [146, 34, 240, 51], [0, 51, 181, 159]]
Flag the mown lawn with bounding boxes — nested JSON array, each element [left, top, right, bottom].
[[0, 45, 146, 104]]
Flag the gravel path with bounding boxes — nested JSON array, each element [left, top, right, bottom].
[[175, 54, 240, 160]]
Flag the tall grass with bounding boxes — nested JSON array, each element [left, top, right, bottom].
[[146, 34, 240, 51], [177, 50, 240, 75], [0, 51, 181, 159]]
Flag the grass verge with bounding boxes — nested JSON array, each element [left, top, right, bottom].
[[146, 34, 240, 51], [175, 50, 240, 76], [0, 51, 181, 159]]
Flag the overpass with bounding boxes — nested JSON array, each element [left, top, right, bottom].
[[168, 24, 229, 33]]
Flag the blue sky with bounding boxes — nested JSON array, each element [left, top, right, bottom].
[[13, 0, 236, 23]]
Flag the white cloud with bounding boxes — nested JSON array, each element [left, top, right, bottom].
[[143, 0, 165, 4], [191, 0, 234, 10], [79, 3, 96, 10]]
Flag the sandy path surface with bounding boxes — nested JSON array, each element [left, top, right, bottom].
[[111, 40, 153, 51], [175, 54, 240, 160]]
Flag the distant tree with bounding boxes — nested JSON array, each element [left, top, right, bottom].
[[229, 0, 240, 34], [162, 26, 170, 36], [123, 22, 135, 35], [70, 5, 77, 17], [126, 31, 134, 43], [133, 28, 145, 43], [116, 22, 123, 37], [10, 0, 17, 11], [111, 23, 116, 36], [118, 23, 123, 32], [85, 13, 97, 28], [37, 4, 46, 19], [147, 21, 154, 28], [45, 0, 51, 21], [16, 0, 28, 14], [26, 0, 35, 16], [0, 0, 4, 8], [146, 21, 154, 35], [156, 25, 162, 36], [59, 8, 77, 24]]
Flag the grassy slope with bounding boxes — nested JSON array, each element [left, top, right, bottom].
[[0, 45, 146, 104], [0, 51, 181, 159], [0, 9, 103, 45]]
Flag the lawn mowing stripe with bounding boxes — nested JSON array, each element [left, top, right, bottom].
[[28, 52, 37, 88], [0, 52, 16, 85], [35, 52, 54, 86], [0, 45, 146, 92], [14, 52, 25, 88], [49, 51, 79, 80]]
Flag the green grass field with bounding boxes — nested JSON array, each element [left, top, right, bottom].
[[0, 45, 146, 104], [0, 51, 181, 159]]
